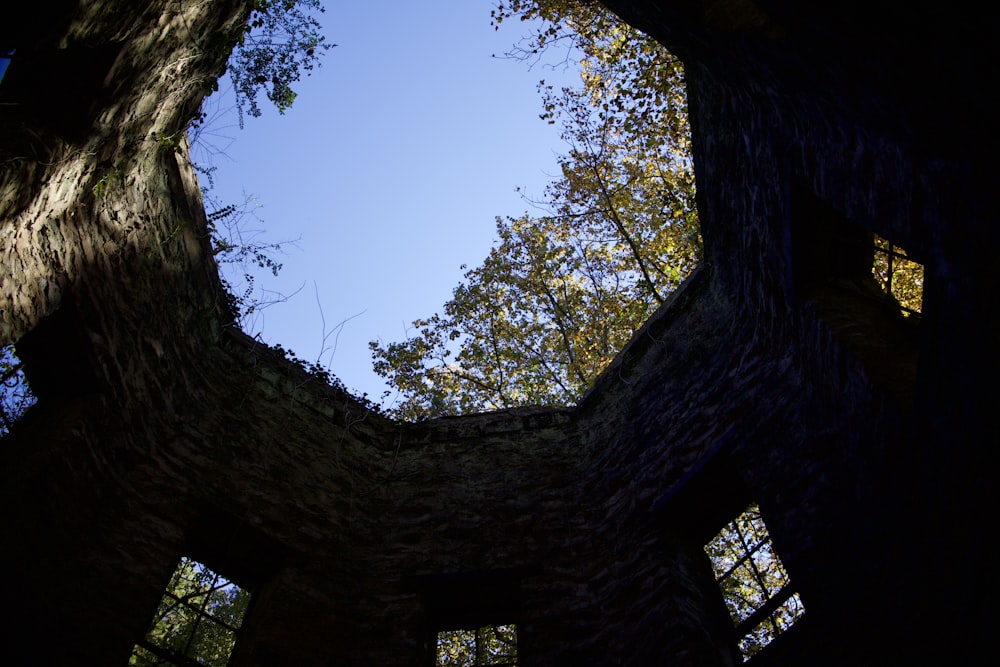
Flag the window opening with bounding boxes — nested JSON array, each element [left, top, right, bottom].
[[873, 235, 922, 316], [705, 504, 804, 661], [130, 556, 251, 667], [436, 624, 517, 667], [0, 48, 13, 86], [1, 344, 35, 437], [790, 185, 923, 319]]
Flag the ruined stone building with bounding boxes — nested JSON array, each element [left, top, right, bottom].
[[1, 1, 995, 665]]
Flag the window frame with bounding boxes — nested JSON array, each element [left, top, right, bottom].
[[704, 503, 805, 661], [434, 623, 518, 667], [872, 235, 923, 316], [130, 505, 285, 666], [130, 556, 252, 667], [413, 568, 523, 667]]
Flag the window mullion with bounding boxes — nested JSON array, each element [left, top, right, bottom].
[[704, 504, 805, 660], [732, 584, 796, 637]]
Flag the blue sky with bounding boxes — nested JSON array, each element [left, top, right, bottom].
[[196, 1, 581, 405]]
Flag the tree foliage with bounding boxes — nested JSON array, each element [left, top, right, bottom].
[[203, 193, 298, 331], [0, 345, 35, 437], [873, 236, 923, 316], [227, 0, 332, 124], [370, 1, 700, 420]]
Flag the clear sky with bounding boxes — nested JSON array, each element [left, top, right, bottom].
[[195, 1, 580, 406]]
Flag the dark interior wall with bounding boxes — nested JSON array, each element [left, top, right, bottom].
[[599, 1, 995, 662]]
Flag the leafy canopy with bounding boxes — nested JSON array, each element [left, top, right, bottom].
[[227, 0, 333, 124], [370, 1, 700, 420], [0, 345, 35, 437]]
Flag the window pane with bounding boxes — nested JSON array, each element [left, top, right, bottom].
[[705, 525, 743, 578], [437, 629, 476, 667], [773, 592, 806, 631], [188, 618, 238, 667], [734, 507, 769, 553], [204, 579, 250, 628], [750, 541, 791, 597], [148, 596, 201, 654], [721, 561, 767, 623], [479, 624, 517, 662], [129, 644, 171, 666], [737, 618, 776, 660]]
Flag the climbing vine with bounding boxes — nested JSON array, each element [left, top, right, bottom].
[[227, 0, 333, 125]]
